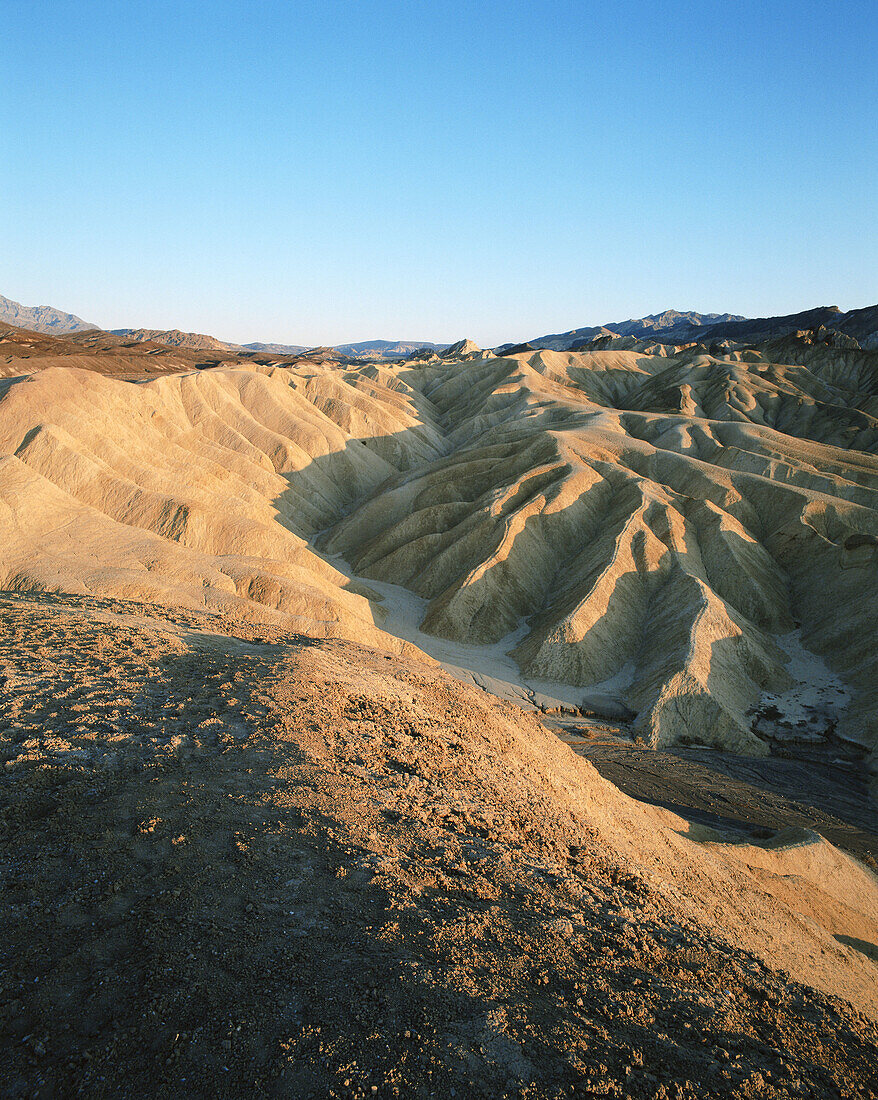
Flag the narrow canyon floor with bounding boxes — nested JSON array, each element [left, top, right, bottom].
[[1, 593, 876, 1099]]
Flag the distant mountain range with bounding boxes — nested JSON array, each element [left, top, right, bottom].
[[241, 341, 309, 355], [333, 340, 448, 359], [0, 297, 451, 359], [678, 304, 878, 349], [4, 292, 878, 359], [111, 333, 447, 359], [0, 294, 96, 335], [522, 305, 878, 351], [110, 328, 246, 352], [518, 311, 746, 350]]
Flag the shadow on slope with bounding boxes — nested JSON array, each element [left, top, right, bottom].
[[3, 604, 877, 1097], [569, 737, 877, 866]]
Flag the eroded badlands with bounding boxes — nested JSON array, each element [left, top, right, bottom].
[[2, 328, 878, 1097], [2, 337, 876, 769]]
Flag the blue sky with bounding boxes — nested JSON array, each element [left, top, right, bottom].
[[3, 0, 876, 346]]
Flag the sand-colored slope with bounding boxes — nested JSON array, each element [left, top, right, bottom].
[[0, 364, 438, 653], [322, 349, 878, 765], [1, 342, 877, 775]]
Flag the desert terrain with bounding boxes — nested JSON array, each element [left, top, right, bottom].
[[1, 307, 877, 1097]]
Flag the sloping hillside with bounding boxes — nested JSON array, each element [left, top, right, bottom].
[[1, 337, 877, 779], [1, 592, 876, 1097], [0, 294, 96, 335]]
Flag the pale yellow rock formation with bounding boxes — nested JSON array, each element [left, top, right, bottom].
[[1, 341, 877, 771]]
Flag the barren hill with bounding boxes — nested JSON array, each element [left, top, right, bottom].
[[667, 306, 878, 348], [0, 293, 95, 335], [335, 340, 448, 359], [243, 340, 310, 355], [2, 323, 878, 1094], [525, 311, 747, 350], [0, 321, 350, 381], [526, 305, 878, 352], [0, 322, 255, 379], [109, 327, 246, 352], [106, 328, 446, 360], [2, 592, 877, 1096], [1, 330, 877, 775]]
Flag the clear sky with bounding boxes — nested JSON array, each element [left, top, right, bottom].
[[3, 0, 876, 347]]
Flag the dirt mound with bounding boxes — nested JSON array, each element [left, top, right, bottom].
[[1, 593, 876, 1097]]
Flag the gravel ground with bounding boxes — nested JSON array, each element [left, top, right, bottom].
[[1, 593, 876, 1099]]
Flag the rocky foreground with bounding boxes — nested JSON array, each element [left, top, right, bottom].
[[1, 594, 876, 1099]]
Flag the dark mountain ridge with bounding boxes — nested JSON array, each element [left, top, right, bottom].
[[520, 310, 746, 351], [524, 304, 878, 352]]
